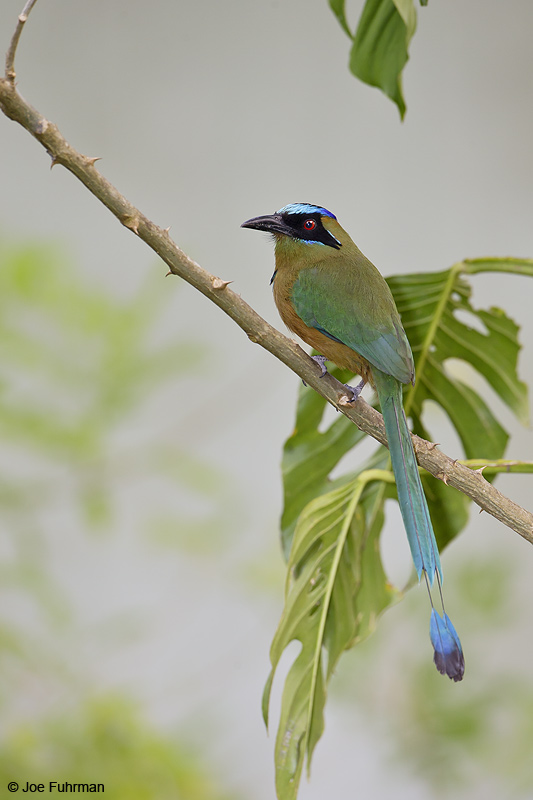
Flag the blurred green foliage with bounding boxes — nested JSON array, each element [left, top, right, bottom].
[[0, 239, 241, 799], [0, 239, 201, 523], [0, 696, 236, 800], [0, 238, 240, 548]]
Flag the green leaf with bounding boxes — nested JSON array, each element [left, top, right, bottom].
[[391, 259, 530, 457], [349, 0, 417, 119], [280, 371, 365, 557], [265, 471, 400, 800], [328, 0, 351, 37], [463, 256, 533, 278], [422, 475, 470, 551], [328, 0, 431, 116]]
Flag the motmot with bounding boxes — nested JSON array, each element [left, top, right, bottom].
[[242, 203, 465, 681]]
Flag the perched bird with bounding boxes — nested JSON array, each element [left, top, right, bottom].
[[242, 203, 464, 681]]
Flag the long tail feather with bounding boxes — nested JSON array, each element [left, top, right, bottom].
[[373, 369, 465, 681]]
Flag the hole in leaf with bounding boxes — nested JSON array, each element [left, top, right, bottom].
[[453, 308, 490, 337]]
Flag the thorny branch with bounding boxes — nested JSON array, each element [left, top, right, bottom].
[[1, 0, 532, 545], [4, 0, 37, 81]]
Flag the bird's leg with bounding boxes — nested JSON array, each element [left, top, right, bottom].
[[302, 354, 328, 386], [311, 354, 328, 376], [303, 357, 365, 404], [343, 378, 365, 403]]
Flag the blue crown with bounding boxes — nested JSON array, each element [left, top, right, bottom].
[[277, 203, 336, 219]]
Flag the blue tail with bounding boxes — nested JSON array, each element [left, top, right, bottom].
[[373, 368, 465, 681], [430, 610, 464, 682]]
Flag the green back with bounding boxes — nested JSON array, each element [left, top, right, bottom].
[[291, 253, 415, 385]]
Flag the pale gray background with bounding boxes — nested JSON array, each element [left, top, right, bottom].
[[1, 1, 533, 798]]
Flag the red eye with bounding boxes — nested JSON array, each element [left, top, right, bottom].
[[304, 219, 316, 231]]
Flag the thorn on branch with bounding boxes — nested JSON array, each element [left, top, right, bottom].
[[212, 277, 232, 291], [436, 471, 449, 485], [426, 441, 440, 451], [122, 215, 140, 235], [85, 156, 101, 167]]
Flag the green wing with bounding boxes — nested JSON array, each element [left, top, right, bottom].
[[292, 262, 414, 384]]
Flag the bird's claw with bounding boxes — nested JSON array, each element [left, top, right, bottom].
[[311, 354, 328, 377], [302, 355, 328, 386], [342, 378, 365, 403]]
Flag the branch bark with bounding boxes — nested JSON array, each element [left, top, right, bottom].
[[1, 2, 532, 545]]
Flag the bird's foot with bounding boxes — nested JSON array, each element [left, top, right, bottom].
[[342, 378, 365, 403], [302, 355, 328, 386], [311, 355, 328, 376]]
